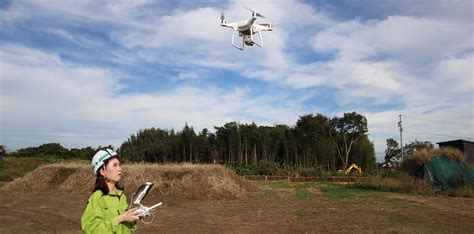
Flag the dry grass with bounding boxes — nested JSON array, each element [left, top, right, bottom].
[[400, 147, 465, 176], [0, 163, 256, 199]]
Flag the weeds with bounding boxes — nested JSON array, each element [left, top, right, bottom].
[[0, 157, 89, 184], [1, 163, 257, 199], [230, 162, 324, 177], [350, 172, 434, 195], [400, 147, 464, 176], [267, 182, 308, 189], [267, 182, 292, 189], [0, 157, 53, 183], [294, 188, 313, 200], [449, 185, 474, 198], [319, 183, 354, 200]]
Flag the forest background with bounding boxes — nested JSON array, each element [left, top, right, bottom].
[[3, 112, 386, 176]]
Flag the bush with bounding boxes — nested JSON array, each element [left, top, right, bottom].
[[297, 168, 323, 177], [0, 157, 53, 182], [350, 171, 434, 194], [400, 147, 464, 177], [232, 162, 331, 176], [0, 156, 89, 184], [231, 161, 283, 175]]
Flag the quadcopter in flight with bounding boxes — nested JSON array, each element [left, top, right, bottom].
[[220, 7, 273, 50]]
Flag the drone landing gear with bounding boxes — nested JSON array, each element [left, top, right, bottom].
[[250, 28, 263, 48], [232, 31, 244, 50], [231, 30, 264, 51]]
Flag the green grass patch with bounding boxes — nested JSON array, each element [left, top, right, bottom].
[[294, 188, 313, 200], [267, 182, 309, 189], [262, 189, 278, 197], [267, 182, 292, 189], [349, 173, 435, 195], [319, 183, 355, 200]]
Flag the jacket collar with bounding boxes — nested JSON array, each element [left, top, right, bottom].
[[106, 189, 124, 197]]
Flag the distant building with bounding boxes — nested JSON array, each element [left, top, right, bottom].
[[437, 139, 474, 164]]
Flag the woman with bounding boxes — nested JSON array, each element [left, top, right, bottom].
[[81, 148, 141, 233]]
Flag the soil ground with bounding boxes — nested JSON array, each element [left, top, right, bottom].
[[1, 182, 473, 233]]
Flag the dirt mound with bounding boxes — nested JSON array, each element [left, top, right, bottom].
[[0, 163, 256, 199]]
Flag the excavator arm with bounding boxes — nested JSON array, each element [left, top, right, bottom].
[[345, 163, 362, 174]]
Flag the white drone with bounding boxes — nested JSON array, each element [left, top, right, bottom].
[[221, 7, 273, 50]]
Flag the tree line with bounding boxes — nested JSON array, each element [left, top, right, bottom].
[[120, 112, 376, 172], [4, 143, 99, 160], [4, 112, 377, 173], [384, 138, 435, 165]]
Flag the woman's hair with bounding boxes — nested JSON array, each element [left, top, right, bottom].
[[93, 156, 124, 194]]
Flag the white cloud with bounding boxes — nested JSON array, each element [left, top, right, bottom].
[[304, 12, 473, 161], [0, 44, 299, 149], [284, 73, 327, 89], [432, 55, 474, 93], [1, 0, 472, 163], [44, 28, 104, 48], [110, 7, 225, 50], [312, 16, 472, 64]]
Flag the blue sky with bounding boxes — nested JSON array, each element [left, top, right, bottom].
[[1, 0, 473, 162]]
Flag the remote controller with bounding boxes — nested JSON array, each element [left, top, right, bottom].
[[136, 202, 163, 217]]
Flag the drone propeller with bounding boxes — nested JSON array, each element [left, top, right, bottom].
[[220, 12, 225, 21], [243, 6, 265, 18]]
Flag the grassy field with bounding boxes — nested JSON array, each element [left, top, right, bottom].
[[1, 159, 473, 232], [255, 182, 473, 232], [0, 180, 473, 233]]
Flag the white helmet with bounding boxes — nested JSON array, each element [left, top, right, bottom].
[[91, 148, 119, 176]]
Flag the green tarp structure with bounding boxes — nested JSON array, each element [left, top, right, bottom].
[[423, 156, 474, 191]]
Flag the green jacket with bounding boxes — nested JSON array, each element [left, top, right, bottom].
[[81, 189, 138, 233]]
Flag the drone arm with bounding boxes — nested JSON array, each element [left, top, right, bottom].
[[221, 22, 237, 30]]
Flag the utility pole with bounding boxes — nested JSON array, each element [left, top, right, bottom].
[[398, 115, 403, 159]]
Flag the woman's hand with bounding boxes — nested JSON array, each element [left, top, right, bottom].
[[117, 208, 141, 223]]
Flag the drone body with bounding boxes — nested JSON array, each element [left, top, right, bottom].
[[221, 7, 273, 50]]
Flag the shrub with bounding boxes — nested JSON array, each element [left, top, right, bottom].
[[350, 172, 435, 194], [230, 161, 284, 175], [297, 167, 323, 177], [400, 147, 464, 177]]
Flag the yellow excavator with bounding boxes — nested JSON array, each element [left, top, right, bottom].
[[345, 163, 362, 174]]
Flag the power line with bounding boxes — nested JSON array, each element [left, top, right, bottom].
[[404, 130, 474, 141], [403, 115, 474, 128]]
